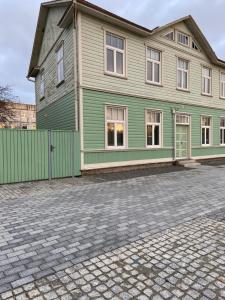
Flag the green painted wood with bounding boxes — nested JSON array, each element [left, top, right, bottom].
[[83, 89, 225, 165], [0, 129, 81, 184], [37, 90, 76, 130]]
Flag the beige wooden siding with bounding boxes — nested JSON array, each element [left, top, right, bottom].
[[38, 7, 66, 65], [80, 13, 225, 110], [35, 22, 75, 112]]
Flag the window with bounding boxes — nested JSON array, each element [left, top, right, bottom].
[[146, 48, 161, 84], [106, 106, 126, 148], [56, 44, 64, 84], [192, 40, 199, 51], [40, 71, 45, 99], [220, 118, 225, 145], [105, 32, 125, 76], [202, 67, 212, 95], [177, 32, 189, 46], [146, 110, 162, 147], [220, 73, 225, 99], [201, 116, 211, 146], [176, 114, 190, 125], [164, 31, 174, 41], [177, 58, 189, 90]]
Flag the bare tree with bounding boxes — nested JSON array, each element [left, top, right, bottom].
[[0, 85, 16, 127]]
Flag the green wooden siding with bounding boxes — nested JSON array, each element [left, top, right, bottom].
[[37, 90, 76, 130], [83, 89, 225, 165], [0, 129, 81, 184]]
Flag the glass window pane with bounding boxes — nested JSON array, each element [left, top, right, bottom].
[[112, 108, 118, 120], [183, 72, 188, 89], [220, 129, 223, 144], [154, 63, 160, 83], [221, 118, 225, 127], [117, 38, 124, 50], [107, 123, 114, 146], [118, 109, 124, 121], [178, 70, 182, 88], [147, 125, 153, 145], [147, 61, 153, 81], [116, 123, 124, 146], [150, 49, 160, 61], [206, 128, 210, 144], [221, 73, 225, 81], [107, 108, 112, 120], [202, 128, 205, 144], [116, 52, 123, 74], [156, 112, 161, 123], [107, 49, 114, 72], [111, 35, 118, 48], [154, 125, 160, 145], [106, 33, 111, 46]]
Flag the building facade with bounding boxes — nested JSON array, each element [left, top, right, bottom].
[[28, 0, 225, 172], [0, 103, 36, 129]]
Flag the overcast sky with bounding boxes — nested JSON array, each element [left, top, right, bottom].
[[1, 0, 225, 104]]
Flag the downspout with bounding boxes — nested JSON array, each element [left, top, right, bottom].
[[172, 108, 176, 162], [73, 1, 79, 131], [74, 1, 84, 170]]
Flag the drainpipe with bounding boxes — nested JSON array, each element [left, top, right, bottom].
[[172, 108, 176, 162]]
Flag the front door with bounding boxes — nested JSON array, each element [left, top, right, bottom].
[[176, 125, 189, 159]]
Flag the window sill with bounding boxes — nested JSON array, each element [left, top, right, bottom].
[[146, 146, 162, 149], [145, 81, 163, 87], [201, 144, 212, 147], [105, 147, 127, 151], [220, 97, 225, 100], [104, 72, 127, 80], [56, 80, 65, 88], [176, 88, 190, 93], [201, 93, 213, 97]]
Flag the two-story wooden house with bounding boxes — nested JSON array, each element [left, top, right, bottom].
[[28, 0, 225, 172]]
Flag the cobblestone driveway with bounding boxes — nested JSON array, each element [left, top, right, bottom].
[[1, 165, 225, 299]]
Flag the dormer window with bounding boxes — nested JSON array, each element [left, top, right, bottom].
[[177, 32, 189, 46], [164, 31, 174, 41], [192, 40, 199, 51]]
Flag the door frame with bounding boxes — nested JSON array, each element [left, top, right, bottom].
[[174, 112, 192, 161]]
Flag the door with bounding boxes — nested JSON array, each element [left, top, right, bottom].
[[176, 125, 189, 159]]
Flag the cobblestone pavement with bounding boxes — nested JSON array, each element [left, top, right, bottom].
[[0, 165, 184, 201], [1, 165, 225, 297], [1, 217, 225, 300]]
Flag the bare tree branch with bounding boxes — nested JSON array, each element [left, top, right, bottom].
[[0, 85, 17, 126]]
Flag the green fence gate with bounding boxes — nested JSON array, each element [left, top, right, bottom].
[[0, 129, 81, 184]]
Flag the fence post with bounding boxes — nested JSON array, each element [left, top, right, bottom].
[[71, 132, 75, 178], [48, 130, 52, 181]]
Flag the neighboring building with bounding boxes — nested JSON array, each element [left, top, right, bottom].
[[28, 0, 225, 172], [0, 103, 36, 129]]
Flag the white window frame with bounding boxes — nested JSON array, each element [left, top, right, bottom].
[[177, 31, 190, 47], [104, 32, 126, 78], [201, 116, 211, 146], [146, 48, 162, 85], [164, 30, 175, 41], [145, 110, 163, 148], [105, 105, 127, 149], [177, 58, 189, 91], [202, 66, 212, 96], [56, 43, 64, 84], [220, 118, 225, 145], [220, 72, 225, 99], [40, 71, 45, 99]]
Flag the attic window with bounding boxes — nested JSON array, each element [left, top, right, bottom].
[[192, 40, 199, 51], [164, 31, 174, 41], [177, 32, 189, 46]]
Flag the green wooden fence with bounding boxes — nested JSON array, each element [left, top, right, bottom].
[[0, 129, 81, 184]]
